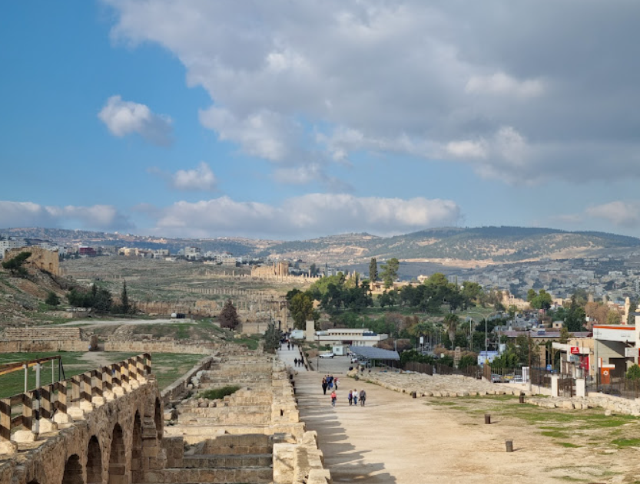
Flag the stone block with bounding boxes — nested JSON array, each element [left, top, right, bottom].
[[11, 430, 36, 443]]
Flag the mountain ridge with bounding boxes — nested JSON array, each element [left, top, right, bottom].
[[2, 226, 639, 266]]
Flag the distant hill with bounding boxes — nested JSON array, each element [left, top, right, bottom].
[[257, 227, 640, 265], [3, 226, 640, 267]]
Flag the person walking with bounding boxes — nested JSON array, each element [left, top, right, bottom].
[[348, 390, 353, 406], [331, 390, 337, 407], [353, 389, 358, 406], [360, 389, 366, 406], [293, 357, 298, 367], [322, 377, 328, 395], [334, 377, 339, 390]]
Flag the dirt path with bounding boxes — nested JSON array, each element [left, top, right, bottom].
[[295, 372, 637, 483]]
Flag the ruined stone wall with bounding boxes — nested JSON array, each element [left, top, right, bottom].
[[239, 321, 271, 335], [161, 356, 215, 406], [4, 246, 60, 276], [251, 262, 290, 278], [136, 299, 218, 317], [2, 327, 83, 341]]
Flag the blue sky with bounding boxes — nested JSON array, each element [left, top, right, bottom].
[[2, 1, 640, 239]]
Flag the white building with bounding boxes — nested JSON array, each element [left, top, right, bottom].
[[184, 247, 202, 260], [0, 238, 26, 259], [311, 328, 388, 347]]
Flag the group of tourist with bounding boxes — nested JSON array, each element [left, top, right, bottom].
[[293, 357, 304, 367], [321, 374, 338, 394], [329, 388, 367, 407]]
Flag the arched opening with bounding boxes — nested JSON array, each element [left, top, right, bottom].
[[27, 480, 40, 484], [62, 454, 83, 484], [108, 424, 126, 484], [86, 435, 102, 484], [130, 412, 143, 483], [154, 398, 163, 440]]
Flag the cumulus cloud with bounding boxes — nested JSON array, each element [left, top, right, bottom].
[[98, 95, 173, 146], [150, 194, 460, 238], [0, 201, 134, 231], [173, 162, 217, 191], [103, 1, 640, 184], [586, 201, 640, 227]]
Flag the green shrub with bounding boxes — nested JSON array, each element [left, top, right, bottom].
[[198, 385, 240, 400], [626, 364, 640, 380]]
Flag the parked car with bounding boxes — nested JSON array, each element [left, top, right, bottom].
[[351, 357, 359, 363], [491, 374, 504, 383], [319, 352, 335, 358]]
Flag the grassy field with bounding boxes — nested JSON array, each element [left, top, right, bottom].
[[426, 394, 640, 451], [0, 351, 206, 398]]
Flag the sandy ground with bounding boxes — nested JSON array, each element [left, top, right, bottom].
[[295, 370, 640, 483]]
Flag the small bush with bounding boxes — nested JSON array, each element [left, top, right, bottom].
[[626, 364, 640, 380], [198, 385, 240, 400]]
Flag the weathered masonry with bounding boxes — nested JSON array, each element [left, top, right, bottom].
[[0, 353, 331, 484]]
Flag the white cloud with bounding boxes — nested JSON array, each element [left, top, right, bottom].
[[465, 72, 545, 98], [98, 95, 173, 146], [151, 194, 460, 238], [171, 162, 217, 191], [0, 201, 134, 231], [103, 1, 640, 184], [586, 201, 640, 227]]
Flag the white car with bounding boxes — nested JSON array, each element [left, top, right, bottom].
[[319, 352, 335, 358], [350, 357, 359, 363]]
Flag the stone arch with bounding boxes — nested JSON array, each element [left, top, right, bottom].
[[154, 397, 163, 440], [130, 411, 143, 483], [62, 454, 83, 484], [86, 435, 102, 484], [108, 424, 126, 484], [27, 481, 40, 484]]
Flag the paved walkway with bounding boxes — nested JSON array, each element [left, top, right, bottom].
[[276, 345, 308, 372], [295, 371, 600, 484]]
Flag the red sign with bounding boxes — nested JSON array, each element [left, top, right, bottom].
[[570, 346, 580, 354]]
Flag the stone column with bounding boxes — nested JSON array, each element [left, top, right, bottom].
[[551, 375, 559, 397], [575, 378, 586, 397]]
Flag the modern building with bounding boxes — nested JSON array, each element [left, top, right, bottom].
[[310, 328, 388, 347], [591, 319, 640, 381], [184, 247, 202, 260], [0, 238, 26, 258]]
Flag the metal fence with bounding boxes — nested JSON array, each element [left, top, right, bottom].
[[587, 377, 640, 400], [404, 361, 483, 379]]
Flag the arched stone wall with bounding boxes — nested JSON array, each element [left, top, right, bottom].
[[130, 412, 143, 483], [154, 397, 163, 440], [61, 454, 83, 484], [86, 436, 102, 484], [108, 424, 126, 484]]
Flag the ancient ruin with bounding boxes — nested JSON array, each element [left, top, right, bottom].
[[0, 351, 330, 484]]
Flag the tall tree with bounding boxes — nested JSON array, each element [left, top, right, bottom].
[[289, 292, 318, 329], [369, 258, 378, 283], [443, 313, 460, 348], [380, 258, 400, 288], [120, 280, 131, 314], [219, 299, 240, 329]]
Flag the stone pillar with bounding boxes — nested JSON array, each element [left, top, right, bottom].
[[551, 375, 559, 397], [305, 320, 315, 342], [575, 378, 586, 397]]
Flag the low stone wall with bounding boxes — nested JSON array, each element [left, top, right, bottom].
[[2, 327, 83, 341], [0, 340, 90, 353], [104, 341, 218, 354], [359, 369, 532, 398]]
